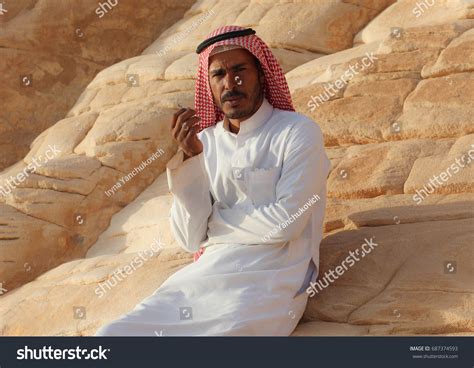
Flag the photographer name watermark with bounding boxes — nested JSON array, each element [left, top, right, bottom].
[[261, 193, 321, 242], [155, 9, 215, 57], [104, 147, 165, 198]]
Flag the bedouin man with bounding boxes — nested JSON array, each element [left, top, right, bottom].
[[95, 25, 330, 336]]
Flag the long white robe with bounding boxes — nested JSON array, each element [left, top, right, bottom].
[[95, 98, 331, 336]]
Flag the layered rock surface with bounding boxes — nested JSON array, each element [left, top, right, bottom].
[[0, 0, 195, 170], [0, 0, 472, 336]]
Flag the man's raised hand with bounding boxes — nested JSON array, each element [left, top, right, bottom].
[[171, 107, 203, 160]]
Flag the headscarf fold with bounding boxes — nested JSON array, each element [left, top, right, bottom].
[[195, 25, 294, 130]]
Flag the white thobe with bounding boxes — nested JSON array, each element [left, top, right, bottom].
[[95, 98, 331, 336]]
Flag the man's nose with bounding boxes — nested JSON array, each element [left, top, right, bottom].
[[223, 71, 238, 90]]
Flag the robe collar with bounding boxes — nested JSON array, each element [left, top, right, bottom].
[[220, 97, 273, 136]]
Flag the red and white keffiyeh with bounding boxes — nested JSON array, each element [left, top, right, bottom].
[[194, 25, 294, 130]]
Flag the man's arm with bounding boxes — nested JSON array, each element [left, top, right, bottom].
[[167, 107, 211, 253], [167, 149, 212, 253], [206, 120, 330, 245]]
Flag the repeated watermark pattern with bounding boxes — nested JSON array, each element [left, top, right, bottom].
[[261, 193, 321, 242], [412, 0, 436, 17], [104, 147, 165, 198], [155, 9, 215, 57], [75, 28, 85, 39], [390, 27, 404, 39], [95, 237, 165, 297], [412, 145, 474, 205], [179, 307, 193, 320], [0, 281, 7, 295], [95, 0, 120, 18], [126, 74, 139, 87], [20, 75, 33, 87], [306, 237, 379, 297], [73, 306, 86, 320], [0, 2, 7, 15], [444, 261, 457, 274], [307, 52, 378, 112], [0, 145, 62, 197]]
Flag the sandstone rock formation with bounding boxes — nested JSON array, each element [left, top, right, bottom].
[[0, 0, 393, 302], [0, 0, 195, 170], [0, 0, 472, 336]]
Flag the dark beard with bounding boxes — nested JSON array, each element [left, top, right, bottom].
[[225, 87, 264, 119]]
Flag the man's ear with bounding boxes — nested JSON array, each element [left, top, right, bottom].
[[256, 62, 265, 85], [253, 56, 264, 82], [259, 69, 265, 85], [258, 70, 265, 92]]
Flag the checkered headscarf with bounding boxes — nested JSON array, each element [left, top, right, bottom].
[[195, 25, 294, 130]]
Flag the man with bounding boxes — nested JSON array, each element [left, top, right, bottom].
[[95, 25, 330, 336]]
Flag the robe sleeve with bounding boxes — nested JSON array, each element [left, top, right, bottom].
[[167, 149, 212, 253], [206, 121, 330, 245]]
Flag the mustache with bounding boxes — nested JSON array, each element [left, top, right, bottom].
[[221, 91, 246, 102]]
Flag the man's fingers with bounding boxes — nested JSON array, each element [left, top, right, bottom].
[[184, 122, 200, 142], [171, 107, 196, 130], [177, 108, 197, 125], [177, 121, 196, 142], [175, 116, 200, 141], [172, 108, 197, 138], [187, 115, 201, 127], [172, 111, 191, 140], [181, 123, 201, 158], [177, 118, 196, 142], [171, 108, 187, 130]]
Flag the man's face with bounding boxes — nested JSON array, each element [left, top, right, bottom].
[[208, 48, 264, 121]]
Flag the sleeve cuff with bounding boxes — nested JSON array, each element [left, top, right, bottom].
[[166, 149, 206, 192]]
